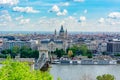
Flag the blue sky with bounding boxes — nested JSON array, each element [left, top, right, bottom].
[[0, 0, 120, 32]]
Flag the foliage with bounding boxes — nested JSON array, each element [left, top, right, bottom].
[[96, 74, 115, 80], [87, 50, 92, 58], [11, 46, 20, 58], [114, 53, 120, 56], [57, 77, 61, 80], [54, 48, 65, 58], [0, 58, 53, 80], [67, 45, 93, 58], [20, 46, 39, 59], [102, 52, 108, 55], [79, 45, 88, 56], [1, 46, 39, 59], [68, 50, 73, 57]]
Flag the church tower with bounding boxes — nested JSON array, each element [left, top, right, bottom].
[[54, 29, 57, 39], [65, 29, 67, 39], [59, 25, 65, 39]]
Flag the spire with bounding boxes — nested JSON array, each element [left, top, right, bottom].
[[54, 29, 57, 35], [54, 29, 57, 38], [65, 29, 67, 39], [66, 29, 67, 33]]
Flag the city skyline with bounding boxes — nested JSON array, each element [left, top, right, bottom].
[[0, 0, 120, 32]]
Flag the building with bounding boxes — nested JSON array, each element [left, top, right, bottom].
[[107, 41, 120, 54], [98, 42, 107, 52], [2, 41, 31, 50], [54, 25, 67, 40], [85, 40, 98, 51], [39, 25, 68, 52], [40, 39, 68, 52]]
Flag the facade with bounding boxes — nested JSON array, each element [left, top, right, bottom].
[[2, 41, 31, 50], [40, 39, 67, 52], [107, 41, 120, 54], [85, 40, 98, 51], [98, 42, 107, 52], [40, 25, 68, 52]]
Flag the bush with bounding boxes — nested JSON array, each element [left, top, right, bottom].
[[96, 74, 115, 80], [0, 57, 53, 80]]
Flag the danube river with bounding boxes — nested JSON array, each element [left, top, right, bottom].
[[0, 64, 119, 80], [50, 64, 120, 80]]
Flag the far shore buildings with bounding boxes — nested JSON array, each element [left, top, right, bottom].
[[2, 41, 31, 50], [39, 25, 68, 52], [107, 40, 120, 54]]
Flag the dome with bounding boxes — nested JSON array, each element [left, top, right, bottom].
[[60, 25, 64, 32]]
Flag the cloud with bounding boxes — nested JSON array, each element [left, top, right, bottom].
[[106, 18, 120, 25], [98, 18, 105, 23], [59, 2, 70, 6], [0, 10, 12, 26], [84, 9, 87, 14], [98, 12, 120, 25], [108, 12, 120, 19], [106, 12, 120, 25], [0, 0, 19, 5], [74, 0, 84, 2], [15, 15, 30, 25], [49, 5, 68, 16], [20, 19, 30, 24], [15, 15, 23, 20], [0, 10, 12, 22], [56, 9, 68, 16], [13, 6, 39, 13], [51, 5, 60, 12], [79, 16, 86, 22]]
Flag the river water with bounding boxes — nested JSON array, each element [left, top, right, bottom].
[[0, 64, 119, 80], [50, 64, 120, 80]]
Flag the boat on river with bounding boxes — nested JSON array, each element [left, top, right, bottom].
[[52, 59, 117, 65]]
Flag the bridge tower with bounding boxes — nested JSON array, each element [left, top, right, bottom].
[[39, 49, 49, 60]]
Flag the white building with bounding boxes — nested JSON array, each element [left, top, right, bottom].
[[39, 39, 68, 52], [2, 41, 31, 50]]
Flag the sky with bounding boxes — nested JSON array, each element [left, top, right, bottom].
[[0, 0, 120, 32]]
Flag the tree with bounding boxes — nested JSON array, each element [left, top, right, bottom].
[[79, 45, 88, 56], [54, 48, 65, 58], [11, 46, 20, 58], [0, 58, 53, 80], [68, 50, 73, 57], [1, 46, 39, 59], [96, 74, 115, 80], [20, 46, 39, 59], [1, 49, 11, 55], [87, 50, 92, 58], [1, 49, 11, 58]]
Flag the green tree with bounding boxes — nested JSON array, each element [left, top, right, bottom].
[[1, 49, 11, 55], [11, 46, 20, 58], [1, 46, 39, 59], [31, 50, 39, 59], [96, 74, 115, 80], [1, 49, 11, 58], [54, 48, 65, 58], [20, 46, 39, 59], [0, 58, 53, 80], [79, 45, 88, 56], [87, 50, 92, 58]]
